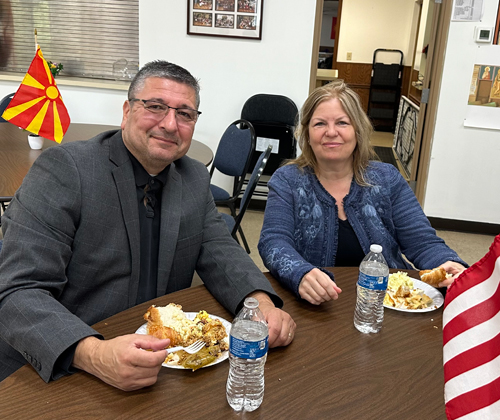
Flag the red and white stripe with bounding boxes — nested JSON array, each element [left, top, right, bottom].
[[443, 234, 500, 420]]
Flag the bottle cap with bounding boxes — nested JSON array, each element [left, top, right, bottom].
[[243, 297, 259, 309], [370, 244, 382, 253]]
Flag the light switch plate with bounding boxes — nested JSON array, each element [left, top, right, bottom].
[[474, 27, 493, 43]]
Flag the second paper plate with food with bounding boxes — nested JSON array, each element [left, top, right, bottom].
[[383, 271, 444, 313]]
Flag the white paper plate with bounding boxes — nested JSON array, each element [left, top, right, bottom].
[[135, 312, 231, 369], [383, 278, 444, 313]]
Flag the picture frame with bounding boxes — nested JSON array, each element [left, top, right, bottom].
[[495, 4, 500, 44], [187, 0, 264, 40]]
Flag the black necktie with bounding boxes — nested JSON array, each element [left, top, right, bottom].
[[143, 179, 160, 218]]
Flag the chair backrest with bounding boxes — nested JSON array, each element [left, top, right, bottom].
[[0, 93, 15, 123], [210, 119, 256, 195], [241, 94, 298, 126], [231, 145, 272, 237], [241, 94, 298, 176]]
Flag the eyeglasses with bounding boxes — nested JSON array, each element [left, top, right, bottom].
[[129, 98, 202, 124]]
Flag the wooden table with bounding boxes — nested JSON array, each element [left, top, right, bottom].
[[0, 123, 214, 200], [0, 268, 446, 419]]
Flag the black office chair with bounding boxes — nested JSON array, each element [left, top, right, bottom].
[[241, 93, 298, 177], [220, 145, 272, 253], [209, 119, 256, 251], [0, 93, 15, 122], [0, 200, 9, 228]]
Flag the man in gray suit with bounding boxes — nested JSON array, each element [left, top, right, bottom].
[[0, 60, 296, 391]]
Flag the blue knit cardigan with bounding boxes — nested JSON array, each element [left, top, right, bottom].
[[258, 162, 467, 297]]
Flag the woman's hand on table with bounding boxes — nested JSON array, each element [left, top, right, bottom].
[[73, 335, 169, 391], [438, 261, 467, 288], [299, 268, 342, 305], [248, 291, 296, 347]]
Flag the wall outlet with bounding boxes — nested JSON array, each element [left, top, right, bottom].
[[346, 52, 352, 60]]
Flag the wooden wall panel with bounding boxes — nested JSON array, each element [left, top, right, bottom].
[[336, 62, 412, 113], [351, 86, 370, 111], [336, 62, 372, 112], [407, 68, 422, 106], [337, 62, 372, 85], [401, 66, 413, 98]]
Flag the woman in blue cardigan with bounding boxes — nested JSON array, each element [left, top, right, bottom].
[[258, 81, 466, 305]]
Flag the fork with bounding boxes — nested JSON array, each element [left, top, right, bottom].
[[167, 340, 205, 354]]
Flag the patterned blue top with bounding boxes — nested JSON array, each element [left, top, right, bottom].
[[258, 162, 466, 297]]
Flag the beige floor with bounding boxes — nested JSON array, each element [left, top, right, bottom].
[[370, 130, 394, 147], [370, 131, 410, 178]]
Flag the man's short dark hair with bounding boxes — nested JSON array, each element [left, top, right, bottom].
[[128, 60, 201, 108]]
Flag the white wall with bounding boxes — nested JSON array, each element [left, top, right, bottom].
[[423, 0, 500, 224], [338, 0, 415, 65], [139, 0, 317, 189]]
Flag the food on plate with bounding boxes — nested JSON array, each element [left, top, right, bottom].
[[419, 267, 448, 286], [144, 303, 192, 345], [181, 347, 217, 370], [384, 271, 433, 310], [386, 270, 414, 290], [143, 303, 228, 370]]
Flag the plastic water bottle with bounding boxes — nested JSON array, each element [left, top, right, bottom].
[[354, 244, 389, 334], [226, 297, 269, 412]]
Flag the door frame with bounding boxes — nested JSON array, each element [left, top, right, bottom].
[[332, 0, 343, 70], [414, 0, 453, 204], [309, 0, 324, 93], [309, 0, 342, 93]]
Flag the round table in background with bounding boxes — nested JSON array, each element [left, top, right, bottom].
[[0, 123, 213, 200]]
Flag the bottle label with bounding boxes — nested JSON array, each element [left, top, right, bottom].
[[229, 336, 269, 359], [358, 272, 388, 290]]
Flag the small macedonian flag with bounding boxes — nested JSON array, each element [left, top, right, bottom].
[[2, 47, 70, 143]]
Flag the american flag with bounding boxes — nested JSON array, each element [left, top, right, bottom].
[[443, 234, 500, 419]]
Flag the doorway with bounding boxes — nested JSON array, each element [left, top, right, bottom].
[[412, 1, 453, 204], [318, 1, 338, 70], [310, 0, 340, 92], [309, 0, 451, 205]]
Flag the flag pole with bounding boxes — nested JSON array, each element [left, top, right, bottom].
[[34, 28, 38, 52]]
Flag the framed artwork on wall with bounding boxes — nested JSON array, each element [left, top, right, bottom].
[[187, 0, 264, 40]]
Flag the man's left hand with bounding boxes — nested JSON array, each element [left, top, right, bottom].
[[248, 291, 296, 347]]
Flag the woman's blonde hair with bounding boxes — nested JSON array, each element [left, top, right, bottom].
[[288, 80, 375, 186]]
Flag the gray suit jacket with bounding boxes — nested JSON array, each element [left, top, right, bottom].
[[0, 130, 281, 382]]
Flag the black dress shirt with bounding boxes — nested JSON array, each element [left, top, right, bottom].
[[128, 151, 170, 304]]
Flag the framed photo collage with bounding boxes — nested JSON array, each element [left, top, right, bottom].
[[188, 0, 263, 40]]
